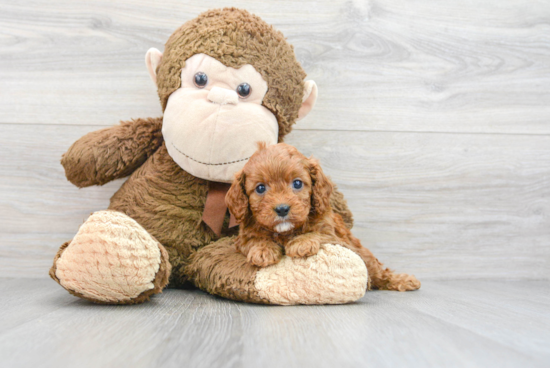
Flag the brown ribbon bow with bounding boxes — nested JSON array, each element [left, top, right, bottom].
[[201, 181, 238, 237]]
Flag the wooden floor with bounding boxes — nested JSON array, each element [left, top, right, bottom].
[[0, 279, 548, 368]]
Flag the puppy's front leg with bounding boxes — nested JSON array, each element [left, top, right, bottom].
[[240, 238, 283, 267], [285, 233, 325, 258]]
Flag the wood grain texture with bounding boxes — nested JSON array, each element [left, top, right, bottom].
[[0, 279, 549, 368], [1, 0, 550, 133], [1, 0, 549, 280], [1, 124, 549, 279]]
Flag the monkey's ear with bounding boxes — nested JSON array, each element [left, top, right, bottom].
[[297, 80, 318, 121], [145, 48, 163, 85]]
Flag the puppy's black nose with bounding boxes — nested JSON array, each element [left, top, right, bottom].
[[274, 204, 290, 217]]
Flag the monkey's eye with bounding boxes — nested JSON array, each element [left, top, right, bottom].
[[194, 72, 208, 88], [292, 180, 303, 190], [236, 83, 251, 98], [255, 184, 266, 194]]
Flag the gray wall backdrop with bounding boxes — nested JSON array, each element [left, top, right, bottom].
[[1, 0, 549, 279]]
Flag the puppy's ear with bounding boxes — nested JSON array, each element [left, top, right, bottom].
[[309, 158, 333, 216], [226, 170, 250, 224]]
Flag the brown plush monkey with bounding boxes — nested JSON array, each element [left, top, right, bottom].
[[49, 8, 404, 306]]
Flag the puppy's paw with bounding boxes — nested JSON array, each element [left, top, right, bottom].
[[247, 244, 283, 267], [285, 237, 321, 258]]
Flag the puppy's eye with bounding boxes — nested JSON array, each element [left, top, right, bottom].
[[292, 180, 303, 190], [236, 83, 251, 98], [255, 184, 266, 194], [194, 72, 208, 88]]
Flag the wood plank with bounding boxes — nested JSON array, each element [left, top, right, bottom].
[[287, 130, 550, 280], [1, 0, 550, 134], [0, 278, 78, 333], [0, 279, 548, 368], [403, 280, 550, 358], [1, 124, 549, 279]]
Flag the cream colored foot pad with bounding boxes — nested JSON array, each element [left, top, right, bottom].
[[255, 244, 368, 305], [56, 211, 162, 303]]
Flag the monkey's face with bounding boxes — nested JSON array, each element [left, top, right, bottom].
[[161, 54, 279, 183]]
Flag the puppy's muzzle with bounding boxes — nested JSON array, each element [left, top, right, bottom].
[[274, 204, 290, 217]]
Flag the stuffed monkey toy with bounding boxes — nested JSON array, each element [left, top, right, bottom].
[[49, 8, 417, 305]]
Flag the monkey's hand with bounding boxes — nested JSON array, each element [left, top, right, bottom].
[[62, 117, 163, 187]]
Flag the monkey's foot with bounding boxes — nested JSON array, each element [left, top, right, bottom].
[[255, 244, 368, 305], [50, 211, 171, 304], [189, 240, 368, 305]]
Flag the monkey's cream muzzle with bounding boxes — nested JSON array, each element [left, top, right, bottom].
[[207, 86, 239, 105], [161, 54, 278, 183]]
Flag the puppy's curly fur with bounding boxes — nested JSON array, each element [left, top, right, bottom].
[[226, 143, 421, 291]]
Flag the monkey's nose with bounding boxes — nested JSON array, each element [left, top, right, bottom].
[[274, 204, 290, 217], [207, 87, 239, 105]]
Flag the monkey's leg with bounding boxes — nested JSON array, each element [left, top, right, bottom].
[[185, 238, 368, 305], [50, 211, 171, 304]]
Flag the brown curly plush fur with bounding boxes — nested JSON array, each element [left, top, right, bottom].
[[184, 236, 271, 304], [51, 8, 355, 300], [62, 117, 164, 188], [57, 117, 354, 293], [156, 7, 306, 141]]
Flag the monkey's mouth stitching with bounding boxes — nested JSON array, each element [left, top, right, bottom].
[[170, 141, 250, 166]]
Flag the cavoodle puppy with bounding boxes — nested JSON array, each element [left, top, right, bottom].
[[226, 142, 421, 291]]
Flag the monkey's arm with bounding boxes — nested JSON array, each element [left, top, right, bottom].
[[330, 185, 354, 229], [61, 117, 164, 188]]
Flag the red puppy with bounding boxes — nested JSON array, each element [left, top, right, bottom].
[[226, 143, 420, 291]]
